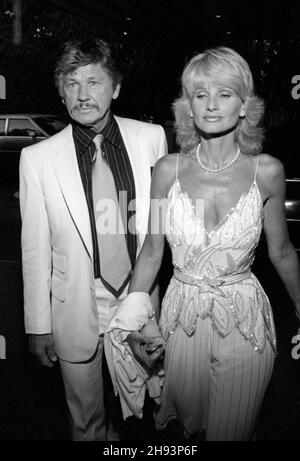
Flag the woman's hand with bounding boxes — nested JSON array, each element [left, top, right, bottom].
[[126, 331, 165, 369]]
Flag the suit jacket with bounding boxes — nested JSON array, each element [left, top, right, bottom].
[[20, 115, 168, 362]]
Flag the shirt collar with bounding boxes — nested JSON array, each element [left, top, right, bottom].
[[72, 111, 121, 156], [101, 111, 122, 149]]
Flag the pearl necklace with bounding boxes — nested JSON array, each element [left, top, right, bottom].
[[196, 143, 240, 173]]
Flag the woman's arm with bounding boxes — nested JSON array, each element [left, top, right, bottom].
[[125, 154, 177, 362], [128, 154, 176, 296], [260, 154, 300, 320]]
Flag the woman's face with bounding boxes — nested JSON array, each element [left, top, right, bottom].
[[190, 75, 244, 135]]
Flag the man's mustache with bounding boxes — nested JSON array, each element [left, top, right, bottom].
[[72, 104, 98, 110]]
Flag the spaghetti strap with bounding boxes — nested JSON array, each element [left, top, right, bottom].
[[175, 153, 179, 181], [254, 155, 259, 183]]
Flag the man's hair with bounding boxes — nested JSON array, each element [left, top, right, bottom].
[[174, 46, 264, 155], [54, 37, 122, 96]]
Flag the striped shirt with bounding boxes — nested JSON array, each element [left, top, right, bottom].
[[72, 112, 137, 281]]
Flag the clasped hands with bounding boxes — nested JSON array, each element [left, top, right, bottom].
[[126, 324, 165, 370]]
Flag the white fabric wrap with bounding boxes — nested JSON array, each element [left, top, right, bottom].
[[104, 292, 163, 420]]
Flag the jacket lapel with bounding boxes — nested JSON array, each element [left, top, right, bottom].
[[50, 125, 93, 259], [115, 117, 152, 250]]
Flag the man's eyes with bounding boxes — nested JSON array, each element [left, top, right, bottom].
[[65, 81, 99, 88]]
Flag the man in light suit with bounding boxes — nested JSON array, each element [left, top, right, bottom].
[[20, 37, 167, 441]]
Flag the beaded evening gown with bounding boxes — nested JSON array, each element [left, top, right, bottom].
[[156, 155, 276, 441]]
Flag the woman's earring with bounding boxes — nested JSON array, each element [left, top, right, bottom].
[[190, 111, 193, 118]]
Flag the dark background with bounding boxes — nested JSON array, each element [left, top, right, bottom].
[[1, 0, 300, 174], [0, 0, 300, 442]]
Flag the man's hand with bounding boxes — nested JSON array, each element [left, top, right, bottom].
[[28, 333, 58, 368], [126, 331, 164, 369]]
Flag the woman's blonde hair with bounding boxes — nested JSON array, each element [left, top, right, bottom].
[[173, 47, 264, 155]]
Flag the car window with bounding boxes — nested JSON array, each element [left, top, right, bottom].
[[0, 118, 6, 135], [7, 118, 44, 137], [33, 116, 68, 136]]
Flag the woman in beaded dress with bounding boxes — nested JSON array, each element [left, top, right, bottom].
[[124, 47, 300, 441]]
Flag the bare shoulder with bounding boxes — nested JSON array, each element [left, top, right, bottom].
[[151, 153, 179, 196], [153, 152, 191, 177], [154, 152, 178, 174], [257, 154, 286, 197], [258, 154, 285, 179]]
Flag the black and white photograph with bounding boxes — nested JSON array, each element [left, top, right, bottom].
[[0, 0, 300, 445]]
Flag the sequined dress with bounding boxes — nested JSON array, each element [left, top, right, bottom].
[[156, 155, 276, 439]]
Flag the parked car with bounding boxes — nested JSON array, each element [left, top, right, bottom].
[[0, 113, 69, 185]]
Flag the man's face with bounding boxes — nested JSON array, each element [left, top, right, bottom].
[[61, 63, 120, 131]]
